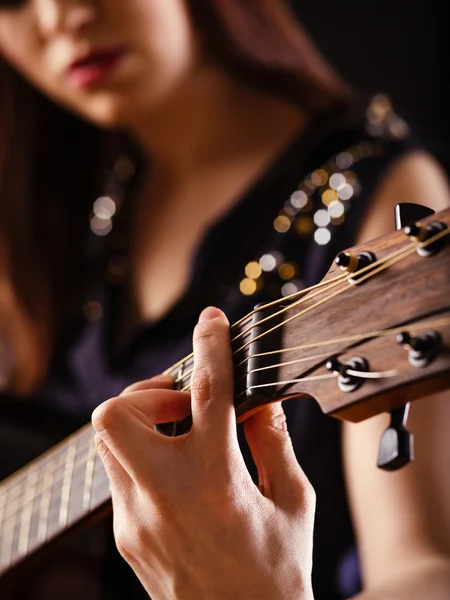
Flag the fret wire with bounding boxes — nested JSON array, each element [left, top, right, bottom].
[[83, 432, 97, 511], [1, 433, 93, 528], [17, 469, 39, 558], [2, 455, 63, 526], [0, 487, 15, 569], [0, 453, 99, 552], [0, 425, 93, 501], [3, 470, 26, 506], [2, 451, 94, 535], [169, 355, 192, 386], [90, 479, 112, 510], [59, 438, 79, 528], [176, 360, 185, 390], [37, 456, 58, 544], [91, 457, 110, 494], [0, 487, 5, 527]]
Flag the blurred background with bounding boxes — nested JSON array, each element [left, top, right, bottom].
[[291, 0, 449, 157]]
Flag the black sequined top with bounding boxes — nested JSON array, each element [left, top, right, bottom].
[[7, 95, 426, 599]]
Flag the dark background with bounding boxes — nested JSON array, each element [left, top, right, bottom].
[[291, 0, 449, 154]]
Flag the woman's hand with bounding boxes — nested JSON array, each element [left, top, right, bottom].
[[92, 307, 316, 600]]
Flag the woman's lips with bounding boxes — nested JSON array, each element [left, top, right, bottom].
[[66, 47, 126, 89]]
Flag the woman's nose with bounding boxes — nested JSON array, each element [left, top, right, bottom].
[[35, 0, 96, 38]]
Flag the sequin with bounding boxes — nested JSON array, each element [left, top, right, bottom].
[[90, 216, 112, 236], [338, 184, 354, 201], [314, 228, 331, 246], [295, 216, 314, 236], [328, 201, 345, 219], [259, 254, 278, 272], [245, 261, 262, 279], [240, 278, 258, 296], [94, 196, 117, 220], [274, 215, 291, 233], [290, 190, 308, 210], [329, 173, 346, 191], [83, 301, 104, 322], [314, 209, 330, 227], [322, 189, 339, 206], [278, 263, 296, 280]]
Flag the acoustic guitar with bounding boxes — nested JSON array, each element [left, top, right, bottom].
[[0, 203, 449, 592]]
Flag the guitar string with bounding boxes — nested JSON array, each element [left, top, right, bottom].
[[246, 371, 395, 393], [230, 313, 450, 403], [178, 230, 449, 391], [179, 225, 450, 385], [232, 224, 449, 334], [240, 316, 450, 365], [165, 271, 353, 375], [244, 316, 450, 381], [228, 227, 450, 368], [1, 226, 448, 538], [173, 238, 426, 385], [230, 241, 422, 342], [165, 238, 419, 375], [3, 306, 449, 534]]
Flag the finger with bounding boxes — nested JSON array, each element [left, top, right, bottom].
[[94, 433, 133, 495], [92, 390, 191, 483], [93, 389, 191, 434], [190, 307, 236, 440], [243, 401, 315, 512], [120, 373, 174, 395], [123, 389, 192, 424]]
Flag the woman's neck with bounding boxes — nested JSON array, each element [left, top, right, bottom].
[[123, 67, 307, 327], [126, 65, 306, 184]]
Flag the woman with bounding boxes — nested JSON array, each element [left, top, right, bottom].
[[0, 1, 449, 599]]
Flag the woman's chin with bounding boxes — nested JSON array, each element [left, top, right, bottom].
[[70, 95, 133, 130]]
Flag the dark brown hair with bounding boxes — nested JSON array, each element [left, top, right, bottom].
[[0, 0, 352, 396]]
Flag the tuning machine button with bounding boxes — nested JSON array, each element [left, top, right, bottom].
[[403, 221, 447, 257], [326, 356, 369, 392], [377, 404, 414, 471], [397, 330, 442, 368], [335, 252, 358, 273], [404, 223, 426, 241], [335, 251, 377, 284]]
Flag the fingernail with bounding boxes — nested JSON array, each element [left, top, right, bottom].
[[199, 306, 229, 323]]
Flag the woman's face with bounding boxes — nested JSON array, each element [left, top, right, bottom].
[[0, 0, 199, 127]]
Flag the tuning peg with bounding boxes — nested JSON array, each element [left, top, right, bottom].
[[335, 252, 358, 273], [334, 251, 376, 284], [394, 203, 435, 231], [395, 203, 447, 257], [377, 404, 414, 471], [396, 330, 442, 368]]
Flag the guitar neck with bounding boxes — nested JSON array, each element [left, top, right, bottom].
[[0, 355, 196, 578]]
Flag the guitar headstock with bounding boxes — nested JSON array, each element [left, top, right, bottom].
[[233, 205, 450, 468]]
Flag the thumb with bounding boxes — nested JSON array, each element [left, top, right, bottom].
[[243, 401, 313, 511]]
